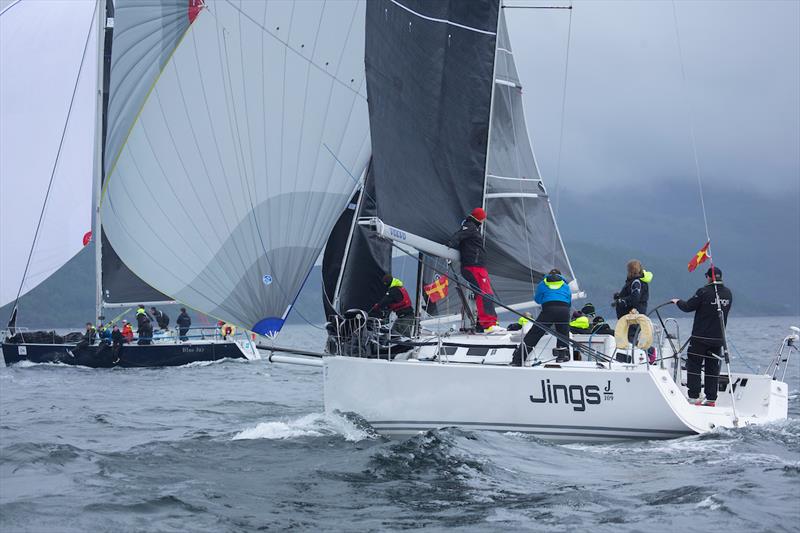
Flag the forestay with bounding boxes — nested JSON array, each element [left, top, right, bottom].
[[0, 0, 98, 307], [101, 0, 371, 334]]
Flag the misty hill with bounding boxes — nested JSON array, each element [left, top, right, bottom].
[[557, 180, 799, 318], [2, 182, 797, 329]]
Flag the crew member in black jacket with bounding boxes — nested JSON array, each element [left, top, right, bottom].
[[150, 306, 170, 330], [176, 308, 192, 341], [672, 266, 733, 407], [612, 259, 653, 347], [111, 324, 125, 363], [448, 207, 499, 332], [371, 275, 415, 337], [136, 305, 153, 345]]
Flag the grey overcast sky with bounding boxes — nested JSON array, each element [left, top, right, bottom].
[[504, 0, 800, 194]]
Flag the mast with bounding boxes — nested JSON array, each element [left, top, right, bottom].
[[479, 1, 503, 241], [92, 0, 106, 321]]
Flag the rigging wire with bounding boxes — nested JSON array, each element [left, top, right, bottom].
[[670, 1, 711, 243], [671, 0, 740, 424], [7, 1, 98, 322], [0, 0, 22, 16], [550, 1, 573, 263]]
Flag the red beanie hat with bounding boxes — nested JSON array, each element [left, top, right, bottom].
[[471, 207, 486, 222]]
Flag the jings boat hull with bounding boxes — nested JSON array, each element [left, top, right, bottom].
[[323, 356, 789, 442], [1, 340, 253, 368]]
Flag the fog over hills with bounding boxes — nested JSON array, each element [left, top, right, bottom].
[[3, 181, 796, 330]]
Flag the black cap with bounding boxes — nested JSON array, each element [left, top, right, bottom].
[[705, 266, 722, 280], [581, 302, 596, 316], [382, 274, 393, 285]]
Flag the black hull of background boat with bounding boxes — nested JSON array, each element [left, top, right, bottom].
[[1, 341, 246, 368]]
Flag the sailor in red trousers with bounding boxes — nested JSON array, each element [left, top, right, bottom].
[[449, 207, 501, 333]]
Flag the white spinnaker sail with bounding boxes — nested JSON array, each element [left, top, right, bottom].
[[101, 0, 370, 334], [0, 0, 98, 307]]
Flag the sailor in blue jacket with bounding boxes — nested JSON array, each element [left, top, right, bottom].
[[511, 269, 572, 366]]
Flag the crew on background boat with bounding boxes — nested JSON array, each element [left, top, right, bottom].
[[136, 306, 153, 345], [371, 274, 415, 337], [98, 322, 112, 342], [580, 302, 596, 320], [511, 269, 572, 366], [671, 266, 733, 407], [121, 320, 134, 343], [217, 320, 235, 340], [177, 308, 191, 341], [111, 324, 124, 362], [150, 306, 169, 330], [448, 207, 500, 333], [73, 322, 97, 353]]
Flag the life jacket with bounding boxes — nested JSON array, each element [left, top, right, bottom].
[[387, 278, 413, 313], [534, 274, 571, 306], [569, 315, 590, 330]]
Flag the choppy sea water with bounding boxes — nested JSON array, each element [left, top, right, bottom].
[[1, 316, 798, 532]]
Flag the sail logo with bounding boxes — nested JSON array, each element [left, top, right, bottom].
[[389, 227, 407, 241], [529, 379, 608, 412], [263, 274, 273, 286]]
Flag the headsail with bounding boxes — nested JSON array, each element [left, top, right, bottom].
[[483, 11, 579, 307], [332, 162, 392, 313], [100, 0, 371, 334], [0, 0, 98, 307]]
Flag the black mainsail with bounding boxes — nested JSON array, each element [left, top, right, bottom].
[[324, 0, 579, 323]]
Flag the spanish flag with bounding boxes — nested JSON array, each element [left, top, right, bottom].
[[424, 274, 449, 303], [688, 241, 710, 272]]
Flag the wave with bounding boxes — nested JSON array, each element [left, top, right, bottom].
[[0, 442, 90, 471], [177, 357, 249, 368], [9, 360, 92, 369], [231, 412, 377, 442], [83, 494, 206, 514]]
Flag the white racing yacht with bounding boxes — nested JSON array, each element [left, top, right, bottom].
[[308, 0, 794, 441]]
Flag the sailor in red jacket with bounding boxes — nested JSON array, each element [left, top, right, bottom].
[[449, 207, 500, 332], [372, 274, 415, 337]]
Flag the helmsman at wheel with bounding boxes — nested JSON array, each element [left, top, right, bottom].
[[448, 207, 499, 332], [671, 266, 733, 407]]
